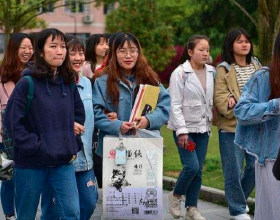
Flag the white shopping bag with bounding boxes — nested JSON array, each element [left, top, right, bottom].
[[103, 135, 163, 220]]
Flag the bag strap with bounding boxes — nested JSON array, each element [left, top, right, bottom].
[[23, 76, 34, 116]]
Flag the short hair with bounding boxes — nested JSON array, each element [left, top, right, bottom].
[[221, 28, 253, 64]]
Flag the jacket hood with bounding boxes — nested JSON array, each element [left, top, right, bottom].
[[21, 61, 36, 77]]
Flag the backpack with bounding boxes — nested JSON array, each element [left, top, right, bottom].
[[1, 75, 34, 160]]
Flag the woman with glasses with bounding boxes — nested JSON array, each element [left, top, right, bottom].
[[0, 33, 33, 220], [92, 32, 170, 158]]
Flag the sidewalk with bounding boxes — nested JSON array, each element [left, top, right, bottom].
[[0, 189, 254, 220]]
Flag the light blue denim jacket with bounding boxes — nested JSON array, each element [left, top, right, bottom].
[[92, 74, 170, 157], [73, 76, 94, 171], [234, 67, 280, 165]]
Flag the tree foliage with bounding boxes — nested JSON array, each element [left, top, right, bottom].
[[0, 0, 94, 40], [105, 0, 175, 72]]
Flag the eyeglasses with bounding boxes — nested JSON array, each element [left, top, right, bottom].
[[117, 48, 138, 57]]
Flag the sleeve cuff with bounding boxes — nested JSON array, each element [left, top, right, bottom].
[[176, 127, 188, 137]]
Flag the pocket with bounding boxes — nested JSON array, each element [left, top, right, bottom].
[[182, 100, 202, 122], [39, 132, 77, 162]]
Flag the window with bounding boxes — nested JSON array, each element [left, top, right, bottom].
[[38, 3, 54, 13], [66, 33, 90, 46], [0, 34, 6, 54], [65, 0, 84, 13], [103, 3, 114, 15]]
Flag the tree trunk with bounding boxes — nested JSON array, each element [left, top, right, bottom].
[[258, 0, 280, 65]]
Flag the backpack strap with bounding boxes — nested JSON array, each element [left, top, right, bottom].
[[23, 76, 34, 116]]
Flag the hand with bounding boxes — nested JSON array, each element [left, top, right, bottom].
[[134, 116, 150, 130], [74, 122, 85, 135], [120, 122, 134, 134], [228, 96, 236, 109], [178, 134, 188, 148], [106, 112, 118, 121]]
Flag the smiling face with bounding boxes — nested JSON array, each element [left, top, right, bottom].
[[116, 41, 139, 75], [18, 38, 33, 64], [188, 39, 209, 69], [69, 48, 85, 73], [233, 34, 251, 57], [41, 35, 67, 71]]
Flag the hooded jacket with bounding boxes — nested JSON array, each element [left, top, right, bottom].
[[4, 66, 85, 168]]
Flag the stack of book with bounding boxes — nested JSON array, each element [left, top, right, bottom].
[[129, 84, 160, 124]]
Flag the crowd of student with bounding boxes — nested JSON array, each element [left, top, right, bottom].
[[0, 27, 279, 220]]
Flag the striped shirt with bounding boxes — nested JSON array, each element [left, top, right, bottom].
[[233, 63, 256, 93]]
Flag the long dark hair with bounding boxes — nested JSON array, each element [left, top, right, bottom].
[[85, 34, 109, 73], [33, 28, 75, 83], [99, 32, 160, 105], [270, 31, 280, 99], [221, 28, 253, 65], [0, 33, 32, 84]]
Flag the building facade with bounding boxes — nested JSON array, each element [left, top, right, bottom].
[[0, 0, 113, 54]]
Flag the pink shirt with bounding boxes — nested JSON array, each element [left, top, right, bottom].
[[0, 81, 15, 142]]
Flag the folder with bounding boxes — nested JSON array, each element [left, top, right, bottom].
[[129, 84, 160, 123]]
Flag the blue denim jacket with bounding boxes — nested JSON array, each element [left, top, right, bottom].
[[234, 68, 280, 165], [73, 76, 94, 171], [92, 74, 170, 157]]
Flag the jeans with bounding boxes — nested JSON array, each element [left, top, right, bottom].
[[1, 177, 15, 215], [14, 164, 80, 220], [41, 169, 98, 220], [173, 132, 209, 207], [219, 131, 255, 216]]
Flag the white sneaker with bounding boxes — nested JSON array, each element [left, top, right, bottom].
[[245, 205, 249, 213], [185, 207, 206, 220], [230, 213, 251, 220], [6, 215, 16, 220], [168, 191, 182, 219]]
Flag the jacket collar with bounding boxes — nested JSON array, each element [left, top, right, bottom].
[[182, 60, 215, 74]]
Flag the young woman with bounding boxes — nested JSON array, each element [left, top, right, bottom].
[[214, 28, 261, 220], [40, 38, 98, 220], [234, 30, 280, 220], [0, 33, 33, 220], [3, 28, 85, 220], [92, 32, 170, 158], [168, 35, 215, 220], [83, 34, 109, 78]]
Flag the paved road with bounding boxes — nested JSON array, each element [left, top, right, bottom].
[[0, 189, 254, 220]]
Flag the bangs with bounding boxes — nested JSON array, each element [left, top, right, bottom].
[[118, 38, 136, 49], [99, 37, 108, 44], [68, 39, 85, 52]]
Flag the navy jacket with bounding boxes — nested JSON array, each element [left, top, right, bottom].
[[4, 67, 85, 168]]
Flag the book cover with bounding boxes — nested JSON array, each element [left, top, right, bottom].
[[130, 84, 160, 123]]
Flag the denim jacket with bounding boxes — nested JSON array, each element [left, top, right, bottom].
[[92, 74, 170, 157], [73, 76, 94, 171], [234, 68, 280, 165]]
